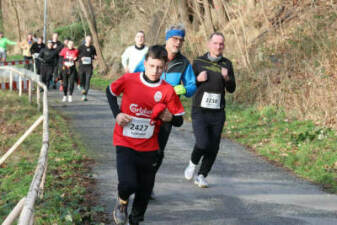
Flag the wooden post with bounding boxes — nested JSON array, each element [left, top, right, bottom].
[[38, 161, 48, 199], [28, 79, 32, 103], [9, 70, 13, 91], [37, 83, 41, 111], [2, 197, 26, 225], [18, 76, 22, 96]]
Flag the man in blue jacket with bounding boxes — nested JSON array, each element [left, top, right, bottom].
[[134, 24, 197, 198]]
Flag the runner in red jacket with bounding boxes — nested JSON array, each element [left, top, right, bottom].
[[59, 40, 78, 103]]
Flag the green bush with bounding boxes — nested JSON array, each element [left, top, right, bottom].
[[54, 22, 89, 45]]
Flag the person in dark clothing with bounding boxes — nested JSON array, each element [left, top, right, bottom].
[[107, 45, 184, 225], [38, 40, 58, 88], [184, 32, 236, 188], [51, 32, 64, 88], [78, 35, 97, 101], [30, 37, 45, 74]]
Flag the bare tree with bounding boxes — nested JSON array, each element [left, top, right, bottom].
[[0, 0, 3, 31], [78, 0, 108, 73], [9, 0, 21, 41], [202, 0, 215, 34], [176, 0, 192, 28]]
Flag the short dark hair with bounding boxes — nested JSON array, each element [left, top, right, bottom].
[[145, 45, 168, 63], [209, 32, 224, 41]]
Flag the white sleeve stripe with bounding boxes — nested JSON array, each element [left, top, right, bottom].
[[174, 112, 185, 116], [109, 85, 117, 96]]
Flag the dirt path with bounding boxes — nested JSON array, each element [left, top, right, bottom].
[[48, 88, 337, 225]]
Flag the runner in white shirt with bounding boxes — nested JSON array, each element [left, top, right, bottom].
[[121, 31, 148, 73]]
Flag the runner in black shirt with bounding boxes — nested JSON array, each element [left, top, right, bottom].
[[30, 37, 45, 74], [184, 32, 236, 188], [38, 40, 58, 88], [78, 35, 97, 101], [51, 32, 64, 88]]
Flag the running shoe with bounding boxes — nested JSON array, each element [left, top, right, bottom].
[[194, 174, 208, 188], [68, 95, 72, 103], [81, 89, 86, 95], [113, 196, 128, 225], [184, 160, 196, 181], [81, 95, 85, 101], [77, 84, 81, 90], [62, 96, 67, 102]]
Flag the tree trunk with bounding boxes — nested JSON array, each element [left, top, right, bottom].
[[78, 0, 108, 73], [176, 0, 191, 28], [191, 0, 208, 39], [87, 0, 97, 32], [213, 0, 228, 23], [0, 0, 3, 31], [9, 0, 21, 41], [202, 0, 215, 34]]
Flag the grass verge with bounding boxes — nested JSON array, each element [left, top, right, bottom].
[[0, 90, 106, 224], [181, 96, 337, 193]]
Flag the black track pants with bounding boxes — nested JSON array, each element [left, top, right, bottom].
[[40, 64, 53, 87], [78, 66, 93, 95], [191, 107, 226, 177], [154, 122, 173, 173], [62, 66, 76, 96], [116, 146, 157, 223]]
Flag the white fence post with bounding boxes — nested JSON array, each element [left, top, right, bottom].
[[9, 70, 13, 91]]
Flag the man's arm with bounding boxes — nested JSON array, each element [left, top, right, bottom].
[[223, 61, 236, 93], [106, 86, 121, 117], [121, 48, 129, 71], [181, 64, 197, 97], [133, 57, 145, 72]]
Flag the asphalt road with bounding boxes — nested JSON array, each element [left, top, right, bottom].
[[48, 88, 337, 225]]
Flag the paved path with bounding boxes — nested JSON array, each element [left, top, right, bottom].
[[48, 88, 337, 225]]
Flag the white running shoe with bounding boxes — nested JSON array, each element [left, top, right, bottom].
[[184, 161, 196, 181], [62, 96, 67, 102], [81, 95, 85, 101], [68, 95, 72, 102], [194, 174, 208, 188]]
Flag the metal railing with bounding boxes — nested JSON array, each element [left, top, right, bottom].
[[0, 66, 49, 225]]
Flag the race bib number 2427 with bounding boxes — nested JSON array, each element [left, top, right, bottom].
[[122, 116, 154, 139]]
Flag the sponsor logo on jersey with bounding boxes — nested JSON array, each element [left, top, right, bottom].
[[129, 104, 152, 117], [154, 91, 162, 102]]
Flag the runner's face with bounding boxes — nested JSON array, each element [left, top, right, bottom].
[[37, 38, 42, 44], [135, 33, 145, 47], [208, 35, 224, 57], [47, 42, 53, 49], [52, 33, 58, 41], [166, 36, 184, 54], [144, 57, 166, 81], [68, 41, 74, 49], [85, 36, 91, 45]]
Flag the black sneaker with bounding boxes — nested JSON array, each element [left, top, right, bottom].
[[113, 197, 128, 225]]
